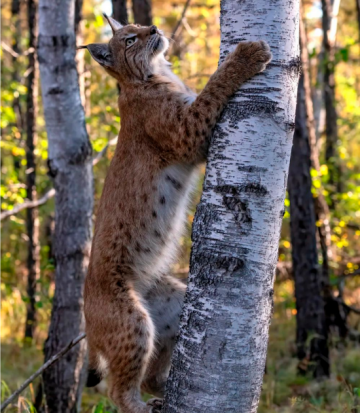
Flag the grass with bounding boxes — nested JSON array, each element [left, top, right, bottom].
[[1, 279, 359, 412]]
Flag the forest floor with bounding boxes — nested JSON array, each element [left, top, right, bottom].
[[1, 279, 359, 413]]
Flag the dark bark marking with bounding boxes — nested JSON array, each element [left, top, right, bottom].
[[213, 255, 245, 273], [191, 203, 219, 243], [215, 183, 268, 197], [220, 97, 284, 128], [238, 165, 268, 173], [47, 159, 58, 178], [48, 86, 64, 95], [222, 196, 252, 234], [68, 141, 92, 165]]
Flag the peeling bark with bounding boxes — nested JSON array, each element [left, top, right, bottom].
[[162, 1, 300, 412], [38, 0, 93, 411]]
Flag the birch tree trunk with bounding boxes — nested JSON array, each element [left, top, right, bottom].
[[75, 0, 86, 108], [38, 0, 93, 411], [24, 0, 40, 342], [162, 1, 300, 412]]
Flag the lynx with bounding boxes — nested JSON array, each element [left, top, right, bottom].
[[82, 14, 271, 413]]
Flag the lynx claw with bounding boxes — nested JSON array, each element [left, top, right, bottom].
[[147, 398, 163, 412]]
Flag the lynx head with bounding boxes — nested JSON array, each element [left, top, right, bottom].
[[80, 14, 169, 83]]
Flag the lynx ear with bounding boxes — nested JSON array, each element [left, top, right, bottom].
[[103, 13, 123, 34], [82, 43, 113, 68]]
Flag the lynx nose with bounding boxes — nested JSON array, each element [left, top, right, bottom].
[[150, 25, 157, 35]]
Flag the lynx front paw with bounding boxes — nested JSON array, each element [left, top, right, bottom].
[[147, 398, 163, 412], [235, 40, 272, 74]]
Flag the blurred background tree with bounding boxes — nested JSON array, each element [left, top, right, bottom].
[[1, 0, 359, 412]]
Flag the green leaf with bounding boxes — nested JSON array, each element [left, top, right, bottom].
[[94, 401, 105, 413]]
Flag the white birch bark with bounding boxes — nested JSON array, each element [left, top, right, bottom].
[[162, 1, 300, 412], [38, 0, 93, 410]]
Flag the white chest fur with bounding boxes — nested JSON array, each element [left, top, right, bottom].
[[133, 163, 199, 290]]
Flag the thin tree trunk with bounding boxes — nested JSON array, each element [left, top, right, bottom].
[[112, 0, 128, 25], [132, 0, 152, 26], [38, 0, 93, 411], [75, 0, 85, 107], [321, 0, 341, 193], [317, 0, 349, 338], [162, 1, 300, 411], [24, 0, 41, 342], [11, 0, 21, 73], [313, 0, 340, 142], [11, 0, 23, 173], [288, 73, 329, 378], [299, 8, 333, 285]]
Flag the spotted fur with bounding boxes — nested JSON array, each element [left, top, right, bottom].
[[83, 14, 271, 413]]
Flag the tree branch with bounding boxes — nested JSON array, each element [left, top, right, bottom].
[[0, 188, 56, 221], [336, 298, 360, 315], [171, 0, 192, 39], [92, 136, 118, 166], [1, 41, 35, 58], [337, 268, 360, 280], [0, 333, 86, 412], [0, 137, 118, 221]]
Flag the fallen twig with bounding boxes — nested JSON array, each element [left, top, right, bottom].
[[0, 333, 86, 412]]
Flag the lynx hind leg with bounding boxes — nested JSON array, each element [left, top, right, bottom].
[[105, 294, 157, 413], [142, 276, 186, 397]]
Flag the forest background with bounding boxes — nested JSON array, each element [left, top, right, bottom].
[[1, 0, 360, 412]]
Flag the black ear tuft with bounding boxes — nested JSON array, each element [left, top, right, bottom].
[[103, 13, 123, 34], [85, 43, 113, 68]]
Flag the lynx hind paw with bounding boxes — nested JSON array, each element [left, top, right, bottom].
[[147, 398, 163, 412]]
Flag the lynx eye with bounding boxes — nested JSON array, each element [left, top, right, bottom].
[[126, 37, 136, 47]]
